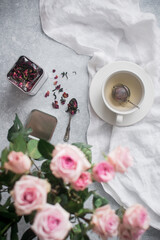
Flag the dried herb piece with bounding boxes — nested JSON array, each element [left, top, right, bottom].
[[63, 92, 69, 98], [61, 72, 68, 79], [52, 84, 61, 92], [54, 75, 58, 79], [60, 97, 66, 105], [53, 92, 57, 100], [52, 101, 59, 109], [45, 91, 50, 98], [58, 88, 63, 93]]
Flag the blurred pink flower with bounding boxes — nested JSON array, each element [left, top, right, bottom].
[[119, 204, 149, 240], [71, 171, 92, 191], [91, 205, 120, 239], [50, 144, 91, 183], [119, 224, 146, 240], [11, 175, 51, 215], [4, 151, 31, 174], [108, 146, 133, 173], [123, 204, 149, 230], [92, 161, 115, 182], [31, 203, 72, 240]]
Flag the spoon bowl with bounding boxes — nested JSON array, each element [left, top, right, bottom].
[[63, 98, 78, 142]]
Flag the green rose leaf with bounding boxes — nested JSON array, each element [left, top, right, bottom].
[[67, 200, 83, 214], [93, 194, 108, 209], [116, 206, 125, 220], [72, 142, 92, 163], [27, 139, 42, 159], [38, 139, 54, 160], [41, 160, 51, 173], [7, 114, 32, 143], [11, 223, 18, 240], [21, 228, 36, 240], [12, 134, 27, 153], [3, 197, 11, 208], [76, 208, 93, 217], [1, 148, 9, 166]]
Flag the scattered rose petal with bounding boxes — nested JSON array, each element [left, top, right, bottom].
[[54, 75, 58, 79], [45, 91, 50, 97], [54, 81, 58, 85], [52, 101, 59, 109], [56, 84, 61, 90], [52, 69, 56, 73], [60, 97, 66, 105], [63, 92, 69, 98], [52, 85, 61, 92]]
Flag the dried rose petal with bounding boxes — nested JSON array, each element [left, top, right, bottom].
[[53, 81, 58, 85], [52, 69, 56, 73], [60, 97, 66, 105], [63, 92, 69, 98], [56, 84, 61, 90], [54, 75, 58, 79], [45, 91, 50, 97], [52, 84, 61, 92], [52, 101, 59, 109]]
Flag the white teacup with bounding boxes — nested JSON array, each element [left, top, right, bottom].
[[102, 70, 145, 124]]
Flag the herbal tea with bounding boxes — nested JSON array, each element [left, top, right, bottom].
[[104, 72, 144, 112]]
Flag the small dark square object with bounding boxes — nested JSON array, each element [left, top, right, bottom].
[[25, 110, 57, 141]]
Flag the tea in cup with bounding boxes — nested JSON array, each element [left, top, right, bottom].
[[102, 71, 145, 124]]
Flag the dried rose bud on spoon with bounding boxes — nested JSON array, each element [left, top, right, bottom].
[[63, 98, 78, 142], [112, 84, 140, 109]]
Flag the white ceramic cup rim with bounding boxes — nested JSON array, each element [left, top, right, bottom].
[[102, 70, 145, 115]]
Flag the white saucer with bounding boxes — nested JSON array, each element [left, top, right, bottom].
[[89, 61, 154, 126]]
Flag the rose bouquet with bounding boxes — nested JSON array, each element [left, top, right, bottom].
[[0, 115, 149, 240]]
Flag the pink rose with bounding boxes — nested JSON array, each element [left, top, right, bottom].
[[50, 144, 91, 183], [11, 175, 51, 215], [91, 205, 120, 239], [123, 204, 149, 230], [119, 224, 131, 240], [119, 224, 145, 240], [31, 203, 72, 240], [92, 161, 115, 182], [108, 146, 133, 173], [4, 151, 31, 174], [71, 172, 92, 191]]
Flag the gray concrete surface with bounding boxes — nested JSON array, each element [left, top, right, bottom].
[[0, 0, 160, 239]]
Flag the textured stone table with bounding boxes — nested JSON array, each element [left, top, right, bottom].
[[0, 0, 160, 239]]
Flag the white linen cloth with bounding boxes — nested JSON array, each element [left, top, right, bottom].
[[40, 0, 160, 229]]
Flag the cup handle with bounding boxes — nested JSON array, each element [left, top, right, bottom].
[[116, 114, 123, 124]]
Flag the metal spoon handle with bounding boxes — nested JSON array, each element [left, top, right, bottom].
[[63, 115, 72, 142], [128, 100, 140, 109]]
